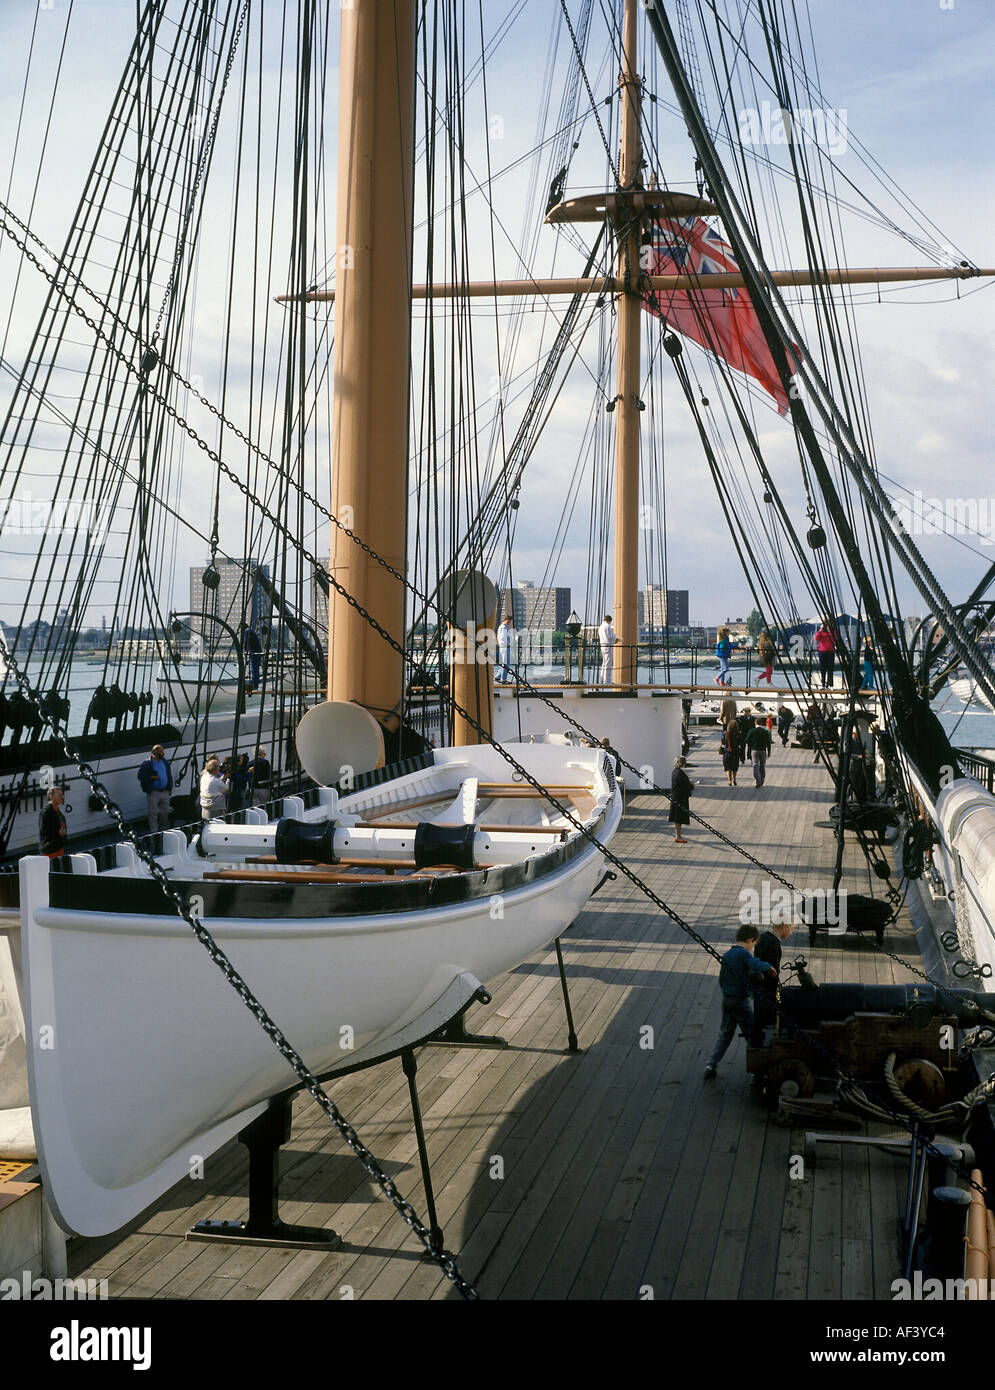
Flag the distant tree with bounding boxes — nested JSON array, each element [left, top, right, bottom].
[[746, 608, 764, 639]]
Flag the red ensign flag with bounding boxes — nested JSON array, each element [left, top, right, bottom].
[[647, 217, 793, 413]]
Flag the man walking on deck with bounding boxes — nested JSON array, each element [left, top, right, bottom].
[[496, 614, 516, 684], [598, 614, 617, 685], [745, 718, 772, 787], [704, 925, 776, 1079], [776, 705, 793, 746], [138, 743, 173, 832]]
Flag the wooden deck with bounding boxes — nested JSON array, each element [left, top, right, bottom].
[[69, 739, 926, 1301]]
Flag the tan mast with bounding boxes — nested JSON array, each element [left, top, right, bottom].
[[611, 0, 641, 688], [327, 0, 415, 720]]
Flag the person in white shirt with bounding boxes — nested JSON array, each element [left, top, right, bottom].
[[199, 757, 229, 821], [598, 614, 617, 685], [496, 613, 516, 684]]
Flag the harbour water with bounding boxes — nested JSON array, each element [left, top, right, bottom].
[[5, 657, 246, 741], [521, 659, 995, 753], [9, 655, 994, 753]]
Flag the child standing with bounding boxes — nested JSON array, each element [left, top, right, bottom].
[[704, 926, 776, 1079]]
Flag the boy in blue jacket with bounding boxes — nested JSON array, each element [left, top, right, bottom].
[[703, 925, 776, 1079]]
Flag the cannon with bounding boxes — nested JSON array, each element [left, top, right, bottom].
[[747, 982, 995, 1103]]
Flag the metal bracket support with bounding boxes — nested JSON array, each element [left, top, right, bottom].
[[187, 1094, 340, 1250]]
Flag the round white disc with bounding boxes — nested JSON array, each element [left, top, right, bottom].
[[437, 569, 497, 629], [296, 701, 385, 786]]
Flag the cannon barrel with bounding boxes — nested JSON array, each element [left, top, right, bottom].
[[779, 983, 995, 1027]]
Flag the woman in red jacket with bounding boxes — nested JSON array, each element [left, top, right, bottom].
[[814, 621, 836, 689], [757, 628, 776, 684]]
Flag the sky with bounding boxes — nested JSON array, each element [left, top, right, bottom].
[[0, 0, 992, 635]]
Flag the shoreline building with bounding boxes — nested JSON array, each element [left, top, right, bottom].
[[189, 558, 271, 643], [499, 581, 571, 633], [641, 587, 689, 632]]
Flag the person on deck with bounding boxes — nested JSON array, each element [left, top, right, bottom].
[[745, 718, 772, 787], [738, 706, 755, 743], [668, 755, 694, 844], [199, 758, 228, 821], [753, 920, 793, 1042], [720, 717, 741, 788], [715, 627, 732, 686], [138, 743, 173, 832], [247, 746, 272, 808], [777, 705, 793, 746], [496, 614, 516, 684], [720, 694, 737, 728], [220, 758, 234, 809], [703, 924, 776, 1079], [599, 736, 622, 776], [242, 624, 262, 693], [815, 621, 836, 688], [38, 785, 67, 858], [231, 752, 250, 811], [757, 628, 776, 684], [598, 614, 617, 685], [848, 725, 870, 803]]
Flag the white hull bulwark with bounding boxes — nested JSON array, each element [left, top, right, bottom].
[[897, 754, 995, 979], [0, 704, 293, 858], [934, 779, 995, 977], [20, 742, 621, 1237]]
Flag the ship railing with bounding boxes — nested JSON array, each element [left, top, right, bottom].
[[493, 639, 837, 690], [955, 748, 995, 794]]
